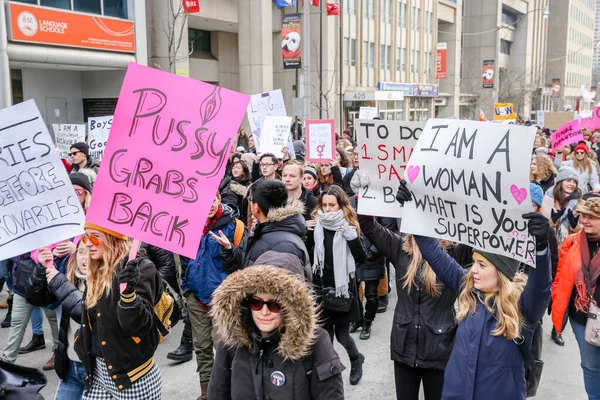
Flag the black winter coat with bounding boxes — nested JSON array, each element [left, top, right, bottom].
[[74, 258, 161, 391], [141, 243, 182, 295], [359, 215, 458, 370]]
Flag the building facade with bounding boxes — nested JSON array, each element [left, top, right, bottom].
[[592, 0, 600, 88]]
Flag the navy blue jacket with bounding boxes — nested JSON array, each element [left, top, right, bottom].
[[182, 206, 245, 305], [413, 235, 551, 400]]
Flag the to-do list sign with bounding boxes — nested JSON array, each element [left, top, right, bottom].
[[53, 123, 86, 162], [86, 63, 250, 258], [88, 116, 113, 160], [0, 100, 85, 260], [305, 119, 335, 162], [401, 119, 537, 266], [356, 120, 423, 218]]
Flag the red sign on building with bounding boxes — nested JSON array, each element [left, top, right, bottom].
[[436, 42, 447, 79], [183, 0, 200, 13]]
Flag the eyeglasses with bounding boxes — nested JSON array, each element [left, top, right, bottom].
[[69, 151, 82, 157], [74, 188, 87, 196], [247, 195, 254, 203], [260, 163, 276, 168], [248, 297, 282, 313], [81, 234, 100, 246]]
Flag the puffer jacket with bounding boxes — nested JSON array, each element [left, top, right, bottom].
[[208, 265, 345, 400], [562, 160, 600, 194], [222, 197, 309, 272], [182, 206, 246, 305], [413, 235, 551, 400], [358, 215, 458, 370], [219, 176, 249, 211]]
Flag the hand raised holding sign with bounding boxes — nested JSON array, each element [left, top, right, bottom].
[[37, 247, 55, 269], [522, 212, 549, 251], [395, 180, 412, 206]]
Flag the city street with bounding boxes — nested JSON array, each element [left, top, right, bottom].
[[0, 287, 587, 400]]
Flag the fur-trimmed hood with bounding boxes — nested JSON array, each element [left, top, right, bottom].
[[229, 181, 248, 198], [210, 265, 317, 361], [266, 196, 306, 223]]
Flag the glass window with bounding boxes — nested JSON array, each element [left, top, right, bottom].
[[344, 39, 350, 66], [386, 45, 391, 70], [349, 0, 356, 14], [350, 39, 357, 66], [11, 69, 23, 105], [369, 42, 375, 68], [189, 29, 211, 54], [40, 0, 70, 9], [363, 41, 369, 68], [402, 48, 406, 71], [74, 0, 101, 14], [501, 8, 518, 25], [103, 0, 127, 18], [13, 0, 37, 4], [500, 39, 512, 55], [381, 44, 386, 69], [368, 0, 374, 19], [363, 0, 369, 17]]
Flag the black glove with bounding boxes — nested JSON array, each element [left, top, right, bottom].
[[550, 208, 566, 224], [118, 258, 141, 295], [522, 212, 549, 252], [395, 179, 413, 206], [567, 209, 580, 229]]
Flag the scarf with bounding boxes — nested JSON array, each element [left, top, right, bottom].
[[575, 230, 600, 312], [204, 204, 223, 235], [313, 210, 356, 298], [556, 193, 580, 244]]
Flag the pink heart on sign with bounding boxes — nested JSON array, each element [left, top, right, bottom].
[[510, 185, 528, 205], [407, 165, 420, 184]]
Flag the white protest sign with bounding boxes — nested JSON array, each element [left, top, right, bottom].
[[401, 119, 537, 266], [536, 110, 545, 127], [356, 120, 423, 218], [359, 107, 378, 120], [88, 116, 112, 161], [0, 100, 85, 260], [305, 119, 335, 162], [247, 90, 287, 149], [52, 123, 86, 162], [260, 116, 293, 158]]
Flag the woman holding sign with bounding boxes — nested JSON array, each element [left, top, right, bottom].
[[396, 182, 552, 400], [73, 222, 163, 399], [562, 143, 600, 195], [312, 185, 367, 385]]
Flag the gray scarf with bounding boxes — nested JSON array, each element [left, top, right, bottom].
[[313, 210, 356, 297]]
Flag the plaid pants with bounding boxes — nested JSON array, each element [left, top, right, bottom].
[[83, 358, 162, 400]]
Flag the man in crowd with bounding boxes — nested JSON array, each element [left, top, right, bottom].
[[283, 160, 318, 221], [69, 142, 101, 174]]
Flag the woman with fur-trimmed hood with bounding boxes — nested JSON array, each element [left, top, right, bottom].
[[208, 265, 345, 400]]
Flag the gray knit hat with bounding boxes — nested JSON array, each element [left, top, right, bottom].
[[554, 166, 580, 184], [475, 250, 521, 281]]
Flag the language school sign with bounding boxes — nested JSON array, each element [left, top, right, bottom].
[[87, 63, 250, 258], [0, 101, 85, 260], [401, 119, 537, 266], [356, 120, 423, 218]]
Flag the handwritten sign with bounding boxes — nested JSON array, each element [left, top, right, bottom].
[[52, 123, 86, 162], [0, 100, 85, 260], [551, 119, 583, 152], [356, 120, 423, 218], [359, 107, 378, 120], [88, 116, 112, 161], [401, 119, 537, 266], [305, 119, 335, 163], [259, 116, 293, 158], [580, 106, 600, 131], [86, 63, 250, 258], [247, 89, 287, 149]]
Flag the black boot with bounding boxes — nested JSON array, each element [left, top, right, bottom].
[[19, 334, 46, 354], [167, 317, 193, 363], [551, 327, 565, 346], [349, 353, 365, 385], [1, 297, 12, 328], [359, 321, 372, 340], [349, 320, 363, 333], [377, 295, 388, 314]]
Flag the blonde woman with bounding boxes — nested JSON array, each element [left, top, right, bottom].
[[562, 143, 600, 194], [73, 222, 163, 399], [396, 182, 552, 400], [530, 154, 557, 194]]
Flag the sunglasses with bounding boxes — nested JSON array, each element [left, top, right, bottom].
[[248, 297, 282, 313], [576, 151, 586, 155], [81, 234, 100, 246], [69, 151, 82, 157], [74, 188, 87, 196]]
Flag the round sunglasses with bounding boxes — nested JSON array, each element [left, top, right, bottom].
[[248, 297, 282, 313], [81, 234, 100, 246]]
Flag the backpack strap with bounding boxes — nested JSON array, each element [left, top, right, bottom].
[[233, 219, 245, 248], [301, 353, 314, 380]]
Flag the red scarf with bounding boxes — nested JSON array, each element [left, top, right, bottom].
[[204, 204, 223, 235], [575, 231, 600, 312]]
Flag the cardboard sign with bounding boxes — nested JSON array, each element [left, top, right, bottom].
[[358, 107, 378, 120], [0, 100, 85, 260], [53, 124, 86, 162], [401, 119, 537, 266], [552, 119, 583, 152], [88, 116, 113, 161], [305, 119, 335, 163], [259, 116, 293, 158], [544, 112, 575, 130], [86, 63, 250, 258], [356, 120, 423, 218], [247, 89, 287, 149]]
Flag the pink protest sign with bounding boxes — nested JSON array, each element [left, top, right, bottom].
[[86, 63, 250, 258], [305, 119, 336, 162], [552, 119, 583, 152], [580, 106, 600, 131]]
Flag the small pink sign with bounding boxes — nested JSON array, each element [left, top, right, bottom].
[[86, 63, 250, 258], [305, 119, 336, 163], [552, 119, 583, 152]]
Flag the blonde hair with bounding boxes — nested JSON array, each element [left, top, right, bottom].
[[85, 232, 130, 308], [456, 269, 527, 340], [66, 241, 87, 284], [530, 154, 557, 182], [402, 236, 443, 297], [573, 154, 594, 174]]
